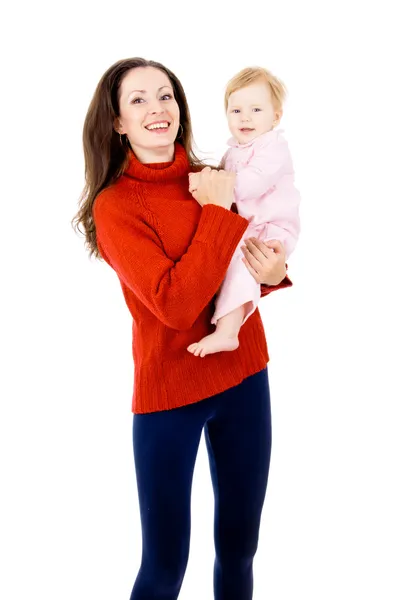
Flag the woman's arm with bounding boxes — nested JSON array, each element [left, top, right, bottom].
[[94, 191, 249, 331]]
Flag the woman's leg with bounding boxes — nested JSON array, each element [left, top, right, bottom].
[[130, 403, 205, 600], [204, 369, 272, 600]]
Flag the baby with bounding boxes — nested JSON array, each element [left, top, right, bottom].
[[187, 67, 301, 357]]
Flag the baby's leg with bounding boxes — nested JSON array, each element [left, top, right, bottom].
[[187, 303, 250, 358]]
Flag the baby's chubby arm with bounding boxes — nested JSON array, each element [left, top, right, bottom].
[[234, 136, 291, 201]]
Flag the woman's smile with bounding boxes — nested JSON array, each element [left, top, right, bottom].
[[145, 120, 171, 133]]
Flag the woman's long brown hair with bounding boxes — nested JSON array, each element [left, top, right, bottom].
[[71, 57, 204, 259]]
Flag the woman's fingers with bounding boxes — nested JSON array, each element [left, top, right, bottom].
[[190, 167, 236, 209], [263, 238, 285, 255], [196, 168, 235, 210], [188, 172, 200, 193], [245, 237, 287, 261], [244, 238, 272, 261], [241, 243, 263, 271], [241, 257, 261, 284], [242, 237, 287, 285]]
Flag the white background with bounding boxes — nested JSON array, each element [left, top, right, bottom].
[[1, 1, 397, 598]]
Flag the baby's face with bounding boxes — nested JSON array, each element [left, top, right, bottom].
[[227, 82, 279, 145]]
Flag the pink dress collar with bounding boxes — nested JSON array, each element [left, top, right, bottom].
[[227, 128, 283, 149]]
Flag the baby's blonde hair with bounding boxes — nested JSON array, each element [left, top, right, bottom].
[[224, 66, 287, 112]]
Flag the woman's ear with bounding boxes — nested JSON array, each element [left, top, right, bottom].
[[114, 118, 124, 134]]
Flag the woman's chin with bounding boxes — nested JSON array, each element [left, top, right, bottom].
[[148, 136, 175, 148]]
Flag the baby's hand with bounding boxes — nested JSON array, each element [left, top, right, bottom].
[[188, 172, 201, 194]]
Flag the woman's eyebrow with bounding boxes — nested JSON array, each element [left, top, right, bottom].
[[128, 85, 172, 98]]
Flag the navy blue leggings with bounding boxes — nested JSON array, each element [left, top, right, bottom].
[[130, 368, 272, 600]]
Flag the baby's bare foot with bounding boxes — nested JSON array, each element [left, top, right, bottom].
[[187, 332, 239, 357]]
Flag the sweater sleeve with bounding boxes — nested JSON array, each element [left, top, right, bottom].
[[260, 274, 293, 297], [93, 194, 249, 330]]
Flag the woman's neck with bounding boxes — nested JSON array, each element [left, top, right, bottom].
[[130, 143, 175, 164]]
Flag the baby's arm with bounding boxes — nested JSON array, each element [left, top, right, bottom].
[[234, 137, 290, 202]]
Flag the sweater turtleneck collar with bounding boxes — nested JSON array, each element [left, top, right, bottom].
[[124, 143, 190, 183]]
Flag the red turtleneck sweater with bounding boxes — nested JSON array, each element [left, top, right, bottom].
[[93, 144, 292, 414]]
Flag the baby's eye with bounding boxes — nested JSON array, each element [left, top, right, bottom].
[[253, 108, 262, 112], [232, 109, 240, 114]]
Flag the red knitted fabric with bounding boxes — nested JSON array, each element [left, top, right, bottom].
[[93, 144, 292, 413]]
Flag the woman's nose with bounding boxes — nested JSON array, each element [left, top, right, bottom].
[[147, 98, 163, 114]]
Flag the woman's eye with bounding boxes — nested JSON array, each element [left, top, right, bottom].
[[161, 94, 173, 100], [131, 98, 144, 104]]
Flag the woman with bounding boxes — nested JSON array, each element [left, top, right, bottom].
[[72, 57, 292, 600]]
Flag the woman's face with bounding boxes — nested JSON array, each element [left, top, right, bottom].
[[117, 67, 180, 159]]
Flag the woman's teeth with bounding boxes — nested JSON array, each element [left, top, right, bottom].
[[146, 122, 169, 130]]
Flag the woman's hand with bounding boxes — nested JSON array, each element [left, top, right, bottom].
[[241, 238, 287, 286], [188, 167, 236, 211], [188, 172, 201, 194]]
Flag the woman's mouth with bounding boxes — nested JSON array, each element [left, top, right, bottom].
[[145, 121, 171, 134]]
